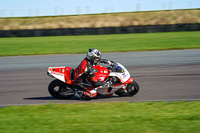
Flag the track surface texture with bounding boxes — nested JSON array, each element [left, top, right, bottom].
[[0, 49, 200, 106]]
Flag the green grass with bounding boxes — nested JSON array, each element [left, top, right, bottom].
[[0, 101, 200, 133], [0, 31, 200, 57]]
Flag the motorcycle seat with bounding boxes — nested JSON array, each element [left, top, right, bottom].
[[65, 67, 74, 84], [68, 69, 74, 80]]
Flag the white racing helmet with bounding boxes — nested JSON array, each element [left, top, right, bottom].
[[86, 49, 102, 65]]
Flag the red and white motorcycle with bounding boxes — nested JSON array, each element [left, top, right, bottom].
[[47, 62, 139, 99]]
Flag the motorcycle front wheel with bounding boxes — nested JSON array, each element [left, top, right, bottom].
[[115, 80, 139, 97], [48, 79, 75, 99]]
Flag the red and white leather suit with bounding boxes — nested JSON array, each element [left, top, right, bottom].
[[73, 57, 111, 97]]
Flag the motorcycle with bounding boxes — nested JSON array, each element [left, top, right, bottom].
[[47, 61, 139, 99]]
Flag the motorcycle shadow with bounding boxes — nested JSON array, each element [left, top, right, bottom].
[[23, 96, 56, 100], [23, 95, 121, 101]]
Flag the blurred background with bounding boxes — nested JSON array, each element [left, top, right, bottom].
[[0, 0, 200, 121], [1, 0, 200, 17], [0, 0, 199, 32]]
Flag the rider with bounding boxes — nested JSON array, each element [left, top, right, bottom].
[[73, 48, 113, 98]]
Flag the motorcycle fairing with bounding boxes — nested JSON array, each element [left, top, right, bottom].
[[109, 62, 131, 83], [48, 62, 132, 88], [48, 66, 73, 84], [93, 65, 109, 82]]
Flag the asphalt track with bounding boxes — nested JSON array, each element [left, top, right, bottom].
[[0, 49, 200, 106]]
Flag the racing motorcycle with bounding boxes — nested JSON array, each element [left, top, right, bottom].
[[47, 62, 139, 99]]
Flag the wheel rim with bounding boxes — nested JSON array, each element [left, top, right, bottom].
[[127, 85, 135, 93]]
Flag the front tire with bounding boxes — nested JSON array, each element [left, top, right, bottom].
[[48, 79, 75, 99], [115, 80, 139, 97]]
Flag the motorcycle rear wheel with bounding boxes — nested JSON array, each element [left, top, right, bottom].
[[48, 79, 75, 99], [115, 80, 139, 97]]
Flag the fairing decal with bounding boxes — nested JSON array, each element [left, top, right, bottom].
[[48, 67, 66, 82]]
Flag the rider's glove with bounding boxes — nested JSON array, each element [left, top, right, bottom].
[[107, 60, 114, 66], [100, 59, 114, 66]]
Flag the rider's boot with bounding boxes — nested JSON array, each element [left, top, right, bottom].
[[83, 86, 97, 98], [75, 82, 97, 98], [101, 90, 113, 97]]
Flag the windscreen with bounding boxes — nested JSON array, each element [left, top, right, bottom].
[[112, 66, 124, 73]]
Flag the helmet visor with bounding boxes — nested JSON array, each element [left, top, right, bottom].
[[93, 56, 101, 64]]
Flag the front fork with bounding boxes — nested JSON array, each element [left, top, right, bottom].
[[114, 77, 133, 92], [107, 77, 133, 93]]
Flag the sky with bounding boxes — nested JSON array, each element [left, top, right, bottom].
[[0, 0, 199, 17]]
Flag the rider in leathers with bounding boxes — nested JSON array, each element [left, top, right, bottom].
[[73, 49, 113, 97]]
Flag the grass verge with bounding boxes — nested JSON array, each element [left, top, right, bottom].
[[0, 101, 200, 133], [0, 31, 200, 57]]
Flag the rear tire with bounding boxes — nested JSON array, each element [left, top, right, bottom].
[[115, 80, 139, 97], [48, 79, 75, 99]]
